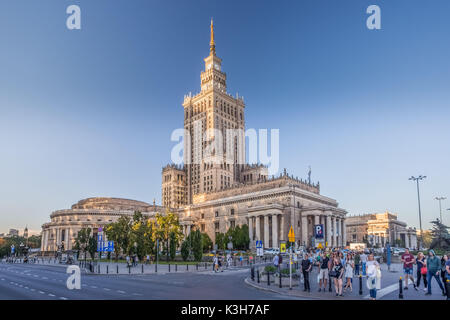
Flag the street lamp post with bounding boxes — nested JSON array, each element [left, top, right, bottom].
[[434, 197, 446, 223], [409, 175, 426, 249]]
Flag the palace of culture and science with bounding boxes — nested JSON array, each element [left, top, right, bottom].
[[40, 21, 347, 254]]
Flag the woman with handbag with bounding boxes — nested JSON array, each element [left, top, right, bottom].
[[416, 252, 428, 291], [331, 256, 344, 296], [366, 253, 381, 300]]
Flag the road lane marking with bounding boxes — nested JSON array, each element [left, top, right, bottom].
[[39, 291, 45, 294], [90, 286, 97, 289], [117, 290, 126, 294], [103, 288, 111, 291], [48, 293, 55, 297], [60, 297, 68, 300], [364, 283, 398, 299]]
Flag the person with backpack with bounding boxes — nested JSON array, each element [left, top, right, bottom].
[[318, 252, 329, 292], [425, 249, 445, 296]]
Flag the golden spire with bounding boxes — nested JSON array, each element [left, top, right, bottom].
[[210, 18, 216, 55]]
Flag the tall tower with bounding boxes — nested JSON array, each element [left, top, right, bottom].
[[183, 20, 245, 204]]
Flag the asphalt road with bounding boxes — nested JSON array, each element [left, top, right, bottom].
[[0, 262, 299, 300]]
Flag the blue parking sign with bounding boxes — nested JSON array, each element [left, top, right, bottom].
[[315, 224, 324, 239]]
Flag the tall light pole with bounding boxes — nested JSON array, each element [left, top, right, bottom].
[[434, 196, 446, 223], [409, 175, 426, 249]]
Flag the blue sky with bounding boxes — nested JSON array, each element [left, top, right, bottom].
[[0, 0, 449, 234]]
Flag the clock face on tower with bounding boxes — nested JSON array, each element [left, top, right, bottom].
[[214, 63, 220, 70]]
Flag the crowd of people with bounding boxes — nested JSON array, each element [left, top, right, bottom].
[[272, 247, 450, 300]]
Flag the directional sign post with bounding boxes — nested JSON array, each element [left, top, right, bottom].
[[287, 226, 295, 290], [256, 240, 263, 257]]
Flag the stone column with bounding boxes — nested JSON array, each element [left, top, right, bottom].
[[314, 214, 320, 226], [255, 215, 261, 241], [342, 219, 347, 247], [332, 217, 337, 247], [187, 224, 191, 236], [405, 233, 410, 248], [248, 217, 253, 243], [264, 215, 269, 248], [280, 214, 285, 242], [272, 214, 278, 249], [301, 214, 308, 247], [326, 215, 332, 247]]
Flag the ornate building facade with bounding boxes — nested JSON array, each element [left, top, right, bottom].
[[162, 21, 347, 249], [40, 198, 164, 254], [346, 211, 418, 248], [41, 21, 347, 253]]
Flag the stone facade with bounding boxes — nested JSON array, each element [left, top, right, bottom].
[[346, 211, 418, 248], [40, 198, 164, 254]]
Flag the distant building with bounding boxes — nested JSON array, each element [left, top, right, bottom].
[[346, 211, 418, 249], [8, 229, 19, 237], [23, 226, 28, 239]]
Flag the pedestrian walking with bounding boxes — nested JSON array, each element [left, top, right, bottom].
[[213, 254, 219, 273], [445, 254, 450, 300], [360, 251, 368, 276], [317, 252, 329, 292], [354, 251, 360, 276], [441, 254, 448, 295], [344, 253, 354, 292], [416, 252, 428, 291], [425, 249, 445, 296], [330, 256, 344, 297], [401, 248, 418, 290], [301, 253, 312, 292], [366, 253, 381, 300]]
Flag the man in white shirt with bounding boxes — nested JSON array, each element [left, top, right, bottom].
[[360, 252, 368, 276]]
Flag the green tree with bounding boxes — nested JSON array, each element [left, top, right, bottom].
[[169, 232, 177, 260], [201, 232, 213, 252], [74, 228, 92, 262], [191, 229, 203, 261], [181, 237, 190, 261], [152, 210, 184, 262], [429, 219, 450, 250], [215, 232, 226, 250]]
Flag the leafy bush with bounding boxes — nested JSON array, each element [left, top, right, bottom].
[[264, 265, 277, 273]]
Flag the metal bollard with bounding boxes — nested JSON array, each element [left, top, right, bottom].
[[196, 263, 198, 271], [251, 266, 255, 281], [129, 265, 131, 274], [175, 264, 177, 272], [257, 270, 260, 283], [359, 275, 363, 295], [279, 272, 282, 288], [169, 264, 171, 272], [107, 265, 109, 274], [186, 264, 188, 271], [205, 262, 207, 269], [399, 277, 403, 299], [142, 264, 144, 274], [98, 265, 100, 273], [117, 265, 119, 274], [155, 263, 157, 273], [267, 272, 270, 286]]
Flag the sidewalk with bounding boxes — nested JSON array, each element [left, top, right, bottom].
[[245, 263, 448, 300]]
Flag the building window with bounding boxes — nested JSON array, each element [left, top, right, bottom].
[[230, 221, 235, 229], [215, 211, 219, 217], [230, 209, 235, 215], [201, 224, 205, 232], [215, 222, 219, 231], [201, 213, 205, 219]]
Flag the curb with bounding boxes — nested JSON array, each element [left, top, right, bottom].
[[244, 277, 322, 300]]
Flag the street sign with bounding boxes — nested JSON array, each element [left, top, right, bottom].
[[314, 224, 324, 239], [288, 226, 295, 242], [227, 242, 233, 250], [317, 242, 323, 249], [257, 248, 264, 256], [255, 240, 263, 248], [11, 245, 15, 254], [325, 241, 328, 247], [280, 243, 286, 253]]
